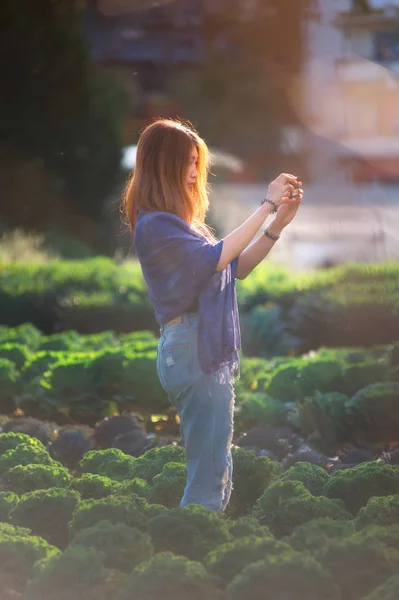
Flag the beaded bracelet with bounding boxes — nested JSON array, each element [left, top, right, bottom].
[[264, 227, 280, 242], [261, 198, 278, 214]]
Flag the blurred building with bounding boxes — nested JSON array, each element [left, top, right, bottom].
[[83, 0, 205, 140], [303, 0, 399, 183]]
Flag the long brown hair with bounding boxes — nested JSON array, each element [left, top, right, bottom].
[[121, 118, 217, 242]]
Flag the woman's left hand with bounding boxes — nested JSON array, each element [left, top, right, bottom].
[[273, 188, 303, 228]]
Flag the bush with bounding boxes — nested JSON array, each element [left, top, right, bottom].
[[355, 495, 399, 530], [345, 383, 399, 444], [361, 575, 399, 600], [0, 431, 46, 456], [24, 544, 128, 600], [235, 392, 287, 430], [285, 517, 355, 554], [253, 480, 351, 538], [226, 447, 283, 518], [79, 448, 135, 481], [115, 552, 223, 600], [149, 505, 231, 562], [265, 364, 301, 402], [352, 524, 399, 553], [0, 442, 59, 476], [69, 494, 166, 539], [280, 461, 330, 496], [226, 516, 271, 539], [10, 488, 81, 548], [318, 536, 399, 600], [0, 323, 41, 348], [204, 535, 291, 587], [117, 477, 151, 500], [0, 522, 32, 537], [226, 550, 341, 600], [324, 461, 399, 516], [69, 519, 153, 573], [296, 391, 350, 454], [0, 342, 32, 370], [129, 445, 185, 484], [337, 362, 389, 397], [0, 490, 19, 520], [0, 357, 20, 412], [149, 462, 186, 508], [4, 463, 73, 494], [0, 533, 60, 594], [69, 473, 120, 499]]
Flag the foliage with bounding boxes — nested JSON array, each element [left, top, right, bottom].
[[1, 0, 125, 226], [0, 431, 46, 456], [345, 382, 399, 444], [296, 391, 350, 454], [226, 516, 271, 539], [3, 463, 73, 495], [79, 448, 135, 481], [324, 461, 399, 516], [235, 391, 288, 430], [0, 442, 60, 476], [284, 518, 355, 554], [253, 480, 351, 537], [117, 477, 151, 500], [0, 490, 19, 521], [226, 447, 283, 518], [129, 445, 186, 484], [69, 494, 167, 539], [318, 536, 399, 600], [205, 535, 291, 587], [148, 504, 231, 562], [149, 462, 186, 508], [0, 342, 33, 370], [116, 551, 223, 600], [69, 519, 153, 573], [0, 532, 60, 594], [352, 524, 399, 554], [0, 358, 20, 411], [226, 550, 341, 600], [240, 304, 300, 358], [24, 544, 128, 600], [361, 575, 399, 600], [279, 461, 330, 496], [355, 495, 399, 530], [10, 487, 81, 548], [69, 473, 121, 499]]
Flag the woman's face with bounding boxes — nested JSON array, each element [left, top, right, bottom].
[[186, 146, 198, 191]]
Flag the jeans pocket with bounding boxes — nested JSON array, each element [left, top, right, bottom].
[[158, 340, 193, 399]]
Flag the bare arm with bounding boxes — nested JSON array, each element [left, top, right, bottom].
[[216, 172, 298, 272], [235, 219, 284, 280], [235, 186, 304, 280]]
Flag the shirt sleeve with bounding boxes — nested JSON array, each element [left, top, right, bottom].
[[135, 212, 224, 296], [231, 256, 240, 281]]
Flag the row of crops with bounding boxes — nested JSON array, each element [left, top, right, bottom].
[[1, 258, 399, 598]]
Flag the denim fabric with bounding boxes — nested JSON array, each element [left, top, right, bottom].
[[157, 313, 235, 513]]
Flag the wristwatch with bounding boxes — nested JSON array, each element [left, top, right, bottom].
[[263, 227, 280, 242]]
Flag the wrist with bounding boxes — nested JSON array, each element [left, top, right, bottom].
[[267, 220, 285, 236]]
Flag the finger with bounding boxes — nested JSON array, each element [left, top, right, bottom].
[[276, 173, 298, 184]]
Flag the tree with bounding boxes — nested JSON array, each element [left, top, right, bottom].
[[173, 0, 318, 178], [0, 0, 126, 228]]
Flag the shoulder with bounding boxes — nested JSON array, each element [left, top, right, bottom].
[[136, 211, 198, 239]]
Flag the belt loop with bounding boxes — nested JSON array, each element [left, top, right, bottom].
[[183, 314, 189, 328]]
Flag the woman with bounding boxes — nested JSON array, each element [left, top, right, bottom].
[[122, 118, 303, 514]]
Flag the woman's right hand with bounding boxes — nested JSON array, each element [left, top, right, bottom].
[[267, 173, 301, 208]]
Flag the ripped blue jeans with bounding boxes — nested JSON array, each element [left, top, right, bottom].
[[157, 313, 235, 513]]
